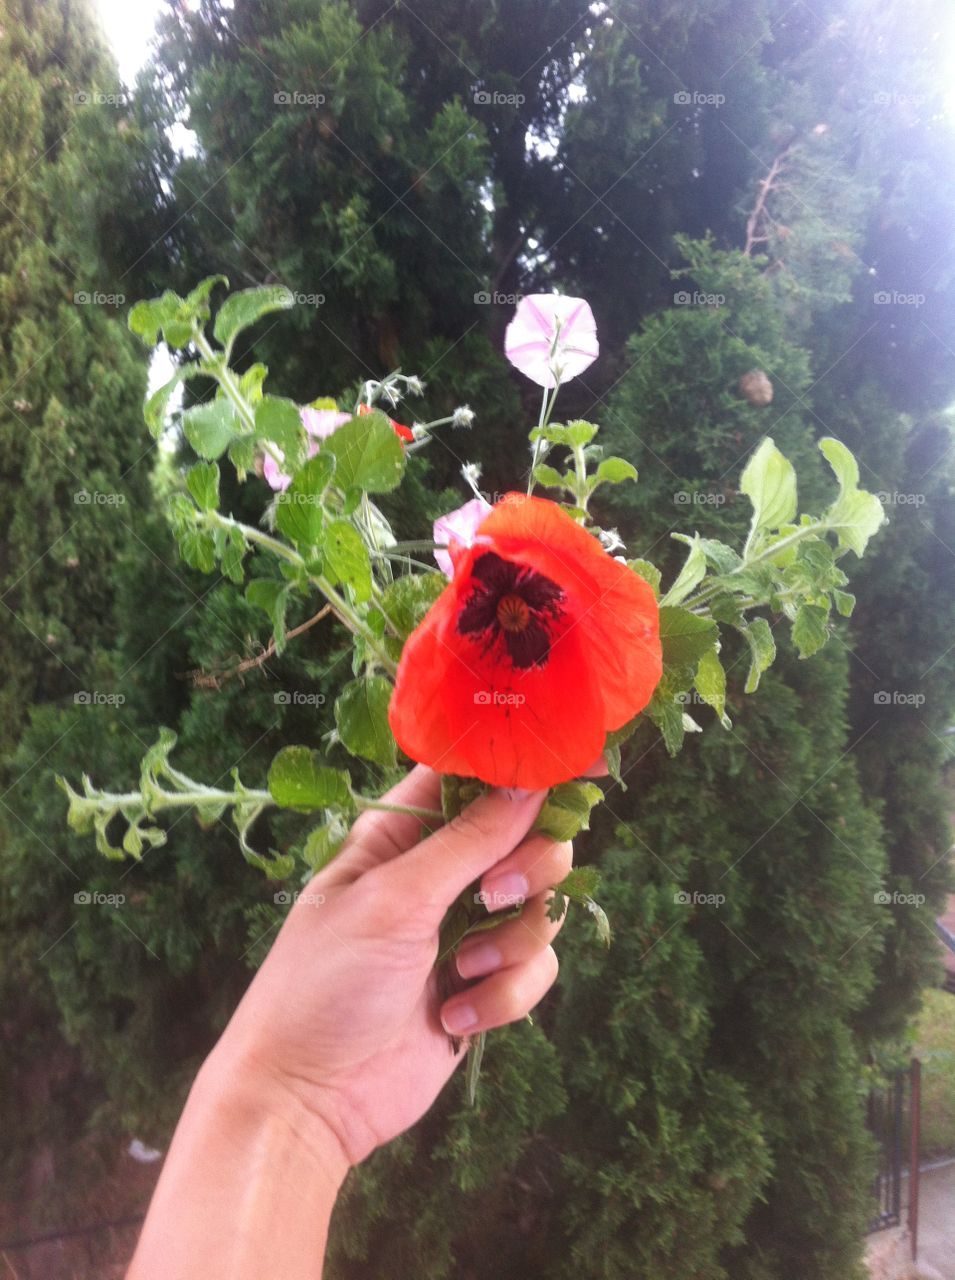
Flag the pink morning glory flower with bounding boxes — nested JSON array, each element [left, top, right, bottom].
[[504, 294, 599, 389], [433, 496, 493, 577]]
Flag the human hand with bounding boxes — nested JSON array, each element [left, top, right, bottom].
[[212, 766, 573, 1168]]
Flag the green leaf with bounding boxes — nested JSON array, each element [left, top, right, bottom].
[[818, 436, 887, 559], [740, 438, 797, 541], [213, 284, 295, 350], [301, 816, 349, 873], [182, 399, 239, 460], [792, 602, 830, 658], [647, 689, 685, 755], [186, 461, 220, 512], [532, 463, 565, 488], [628, 559, 662, 598], [695, 647, 731, 728], [661, 535, 707, 606], [324, 411, 406, 494], [255, 396, 306, 470], [334, 677, 396, 768], [818, 436, 859, 492], [659, 605, 719, 669], [267, 747, 352, 813], [595, 456, 638, 485], [529, 420, 598, 447], [534, 780, 603, 841], [128, 290, 182, 346], [699, 538, 743, 575], [246, 579, 290, 654], [239, 363, 269, 404], [737, 617, 776, 692], [143, 365, 204, 438], [274, 454, 333, 547], [220, 525, 246, 583], [324, 520, 372, 603], [833, 588, 856, 617], [380, 572, 448, 643], [179, 527, 216, 573]]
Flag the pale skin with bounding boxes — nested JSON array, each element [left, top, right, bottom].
[[127, 766, 575, 1280]]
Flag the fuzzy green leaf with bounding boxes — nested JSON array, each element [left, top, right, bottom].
[[182, 399, 239, 460], [334, 677, 396, 768], [741, 438, 798, 540], [324, 411, 406, 494], [267, 747, 352, 813], [659, 605, 719, 669], [792, 602, 830, 658], [213, 284, 294, 350], [324, 520, 372, 603], [186, 461, 220, 512]]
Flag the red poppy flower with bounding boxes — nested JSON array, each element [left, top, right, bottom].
[[357, 402, 415, 443], [388, 494, 662, 789]]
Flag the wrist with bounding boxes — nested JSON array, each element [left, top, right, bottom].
[[196, 1038, 351, 1190]]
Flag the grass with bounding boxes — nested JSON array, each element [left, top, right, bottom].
[[914, 987, 955, 1161]]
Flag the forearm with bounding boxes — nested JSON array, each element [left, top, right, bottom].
[[127, 1045, 349, 1280]]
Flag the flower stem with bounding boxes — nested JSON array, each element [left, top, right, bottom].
[[683, 522, 833, 611], [354, 798, 444, 822], [202, 511, 399, 676]]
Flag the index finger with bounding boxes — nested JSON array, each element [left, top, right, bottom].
[[332, 765, 444, 879]]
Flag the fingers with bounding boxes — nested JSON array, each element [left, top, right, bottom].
[[475, 832, 573, 912], [376, 787, 546, 925], [440, 944, 559, 1036], [455, 887, 569, 980]]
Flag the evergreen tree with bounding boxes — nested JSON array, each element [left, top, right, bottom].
[[3, 2, 954, 1275]]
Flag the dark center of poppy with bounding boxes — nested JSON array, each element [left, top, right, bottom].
[[496, 594, 529, 632], [457, 552, 565, 669]]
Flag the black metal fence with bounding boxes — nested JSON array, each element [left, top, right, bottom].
[[866, 1058, 920, 1252]]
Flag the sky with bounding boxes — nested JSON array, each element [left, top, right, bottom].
[[92, 0, 169, 84]]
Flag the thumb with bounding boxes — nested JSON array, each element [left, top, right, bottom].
[[381, 787, 546, 925]]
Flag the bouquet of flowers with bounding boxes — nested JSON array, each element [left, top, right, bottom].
[[59, 280, 886, 1096]]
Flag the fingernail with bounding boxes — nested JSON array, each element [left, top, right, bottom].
[[456, 941, 503, 980], [441, 1001, 479, 1035], [480, 871, 529, 909]]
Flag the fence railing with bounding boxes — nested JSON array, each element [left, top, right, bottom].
[[865, 1057, 920, 1261]]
